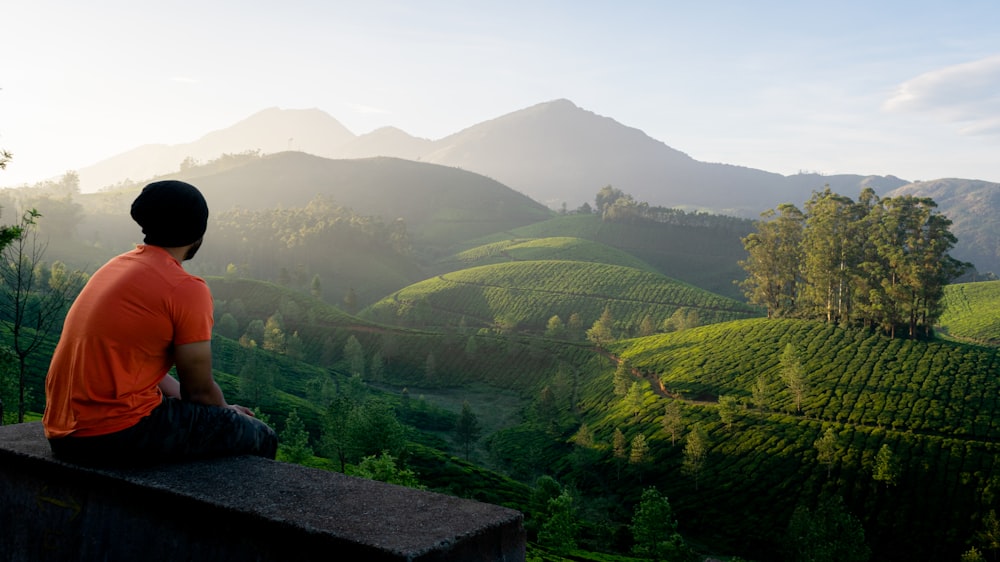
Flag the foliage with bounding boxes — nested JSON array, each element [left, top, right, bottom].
[[629, 487, 690, 561], [454, 400, 483, 460], [739, 188, 968, 338], [538, 489, 578, 554], [347, 451, 422, 488], [785, 495, 870, 562], [277, 409, 313, 464]]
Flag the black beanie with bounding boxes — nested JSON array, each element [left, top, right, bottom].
[[130, 180, 209, 247]]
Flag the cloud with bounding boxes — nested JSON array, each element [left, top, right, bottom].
[[883, 54, 1000, 135]]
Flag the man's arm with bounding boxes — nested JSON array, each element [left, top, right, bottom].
[[174, 340, 227, 407], [174, 340, 254, 417], [158, 374, 181, 398]]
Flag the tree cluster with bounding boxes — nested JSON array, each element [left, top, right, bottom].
[[739, 187, 969, 338]]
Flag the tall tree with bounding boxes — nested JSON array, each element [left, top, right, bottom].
[[814, 427, 840, 478], [630, 486, 689, 561], [780, 343, 808, 413], [739, 204, 805, 317], [0, 211, 86, 422], [586, 305, 615, 347], [786, 494, 870, 562], [613, 358, 631, 397], [453, 400, 482, 460], [717, 394, 740, 430], [682, 424, 709, 490], [343, 335, 365, 378], [537, 489, 578, 554], [801, 188, 861, 324], [872, 443, 899, 489], [661, 401, 683, 446], [278, 409, 313, 464]]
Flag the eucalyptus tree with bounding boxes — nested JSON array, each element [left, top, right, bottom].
[[739, 203, 805, 317], [0, 210, 87, 422]]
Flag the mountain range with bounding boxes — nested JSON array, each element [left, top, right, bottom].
[[64, 100, 916, 215], [12, 99, 999, 274]]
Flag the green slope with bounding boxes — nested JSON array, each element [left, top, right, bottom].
[[471, 213, 752, 300], [552, 318, 1000, 560], [435, 236, 659, 274], [362, 260, 761, 333], [939, 280, 1000, 345]]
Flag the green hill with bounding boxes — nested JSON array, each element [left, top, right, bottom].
[[362, 260, 761, 334], [533, 318, 1000, 560], [939, 280, 1000, 345], [435, 236, 659, 274], [469, 213, 752, 300]]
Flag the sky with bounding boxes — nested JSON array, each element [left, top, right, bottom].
[[3, 0, 1000, 188]]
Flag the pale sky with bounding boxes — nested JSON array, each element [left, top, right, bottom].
[[3, 0, 1000, 188]]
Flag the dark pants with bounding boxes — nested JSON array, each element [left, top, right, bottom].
[[48, 398, 278, 467]]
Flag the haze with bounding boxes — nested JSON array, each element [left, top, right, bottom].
[[2, 0, 1000, 187]]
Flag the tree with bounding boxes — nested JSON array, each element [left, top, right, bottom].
[[780, 343, 808, 412], [786, 495, 870, 562], [625, 381, 644, 419], [278, 409, 313, 464], [613, 358, 631, 397], [637, 314, 656, 337], [717, 394, 740, 430], [629, 433, 649, 468], [453, 401, 482, 460], [630, 487, 689, 561], [310, 273, 322, 299], [343, 335, 365, 378], [343, 287, 358, 314], [262, 312, 286, 353], [814, 427, 840, 478], [348, 452, 421, 488], [586, 305, 615, 346], [682, 424, 709, 490], [662, 401, 683, 446], [751, 374, 771, 413], [0, 210, 86, 422], [537, 489, 577, 554], [739, 203, 805, 317], [544, 314, 565, 338], [872, 443, 899, 488]]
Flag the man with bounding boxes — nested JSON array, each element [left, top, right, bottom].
[[42, 180, 277, 465]]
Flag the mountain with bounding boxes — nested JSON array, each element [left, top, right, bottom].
[[75, 107, 357, 192], [67, 100, 908, 217], [415, 99, 907, 214], [886, 178, 1000, 276]]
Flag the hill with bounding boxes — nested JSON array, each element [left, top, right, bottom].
[[886, 178, 1000, 276], [939, 280, 1000, 345], [490, 213, 752, 300], [527, 318, 1000, 560], [434, 236, 660, 274], [362, 260, 761, 334]]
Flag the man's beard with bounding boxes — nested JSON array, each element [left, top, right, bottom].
[[183, 238, 203, 261]]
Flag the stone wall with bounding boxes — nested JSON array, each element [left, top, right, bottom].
[[0, 422, 525, 561]]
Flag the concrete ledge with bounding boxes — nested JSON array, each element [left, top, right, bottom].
[[0, 422, 525, 561]]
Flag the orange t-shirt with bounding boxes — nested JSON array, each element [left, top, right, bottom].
[[42, 245, 214, 438]]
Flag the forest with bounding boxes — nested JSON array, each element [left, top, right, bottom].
[[0, 154, 996, 562]]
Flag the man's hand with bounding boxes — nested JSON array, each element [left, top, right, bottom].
[[228, 404, 255, 417]]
